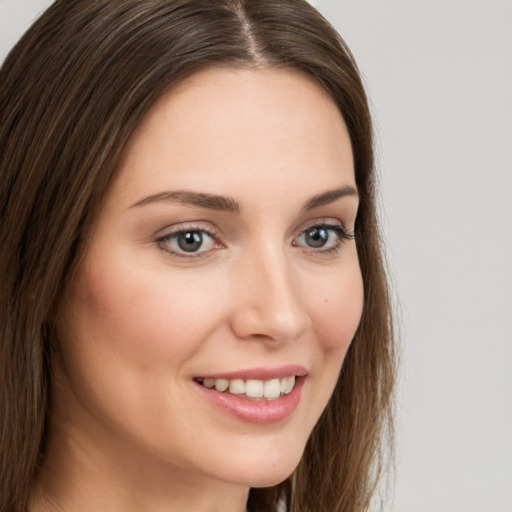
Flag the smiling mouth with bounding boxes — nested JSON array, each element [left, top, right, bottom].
[[194, 376, 297, 401]]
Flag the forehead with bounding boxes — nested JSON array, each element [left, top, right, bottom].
[[111, 66, 355, 208]]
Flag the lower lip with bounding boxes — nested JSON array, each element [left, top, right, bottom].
[[194, 377, 305, 424]]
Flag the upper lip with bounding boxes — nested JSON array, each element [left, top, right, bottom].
[[196, 365, 308, 381]]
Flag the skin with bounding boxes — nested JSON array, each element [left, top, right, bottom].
[[31, 67, 364, 512]]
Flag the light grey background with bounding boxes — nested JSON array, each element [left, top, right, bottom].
[[1, 1, 511, 511]]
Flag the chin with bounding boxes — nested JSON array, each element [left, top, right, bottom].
[[228, 466, 297, 489], [247, 468, 296, 489], [215, 440, 306, 489]]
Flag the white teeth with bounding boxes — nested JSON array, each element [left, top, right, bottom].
[[284, 376, 295, 395], [202, 376, 298, 400], [228, 379, 245, 395], [203, 378, 215, 388], [245, 379, 264, 398], [263, 379, 281, 399], [214, 379, 229, 392]]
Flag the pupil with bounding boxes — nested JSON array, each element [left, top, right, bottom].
[[178, 231, 203, 252], [306, 227, 328, 248]]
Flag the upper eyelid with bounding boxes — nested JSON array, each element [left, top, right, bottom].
[[294, 217, 350, 236], [156, 221, 221, 239], [155, 218, 351, 239]]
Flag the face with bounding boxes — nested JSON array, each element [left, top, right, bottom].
[[54, 68, 363, 490]]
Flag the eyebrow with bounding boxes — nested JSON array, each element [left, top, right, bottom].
[[303, 185, 358, 210], [130, 190, 242, 214], [130, 185, 358, 214]]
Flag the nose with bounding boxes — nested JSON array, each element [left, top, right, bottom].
[[229, 246, 312, 345]]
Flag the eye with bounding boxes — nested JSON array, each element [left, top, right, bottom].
[[294, 223, 353, 252], [157, 228, 217, 256]]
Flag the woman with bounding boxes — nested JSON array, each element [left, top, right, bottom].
[[0, 1, 396, 511]]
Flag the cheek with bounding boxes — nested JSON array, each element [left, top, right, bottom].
[[275, 261, 364, 458], [53, 251, 231, 447], [65, 255, 224, 368], [301, 260, 364, 395], [304, 260, 363, 411], [309, 265, 364, 353]]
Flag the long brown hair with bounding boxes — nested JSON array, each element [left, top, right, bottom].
[[0, 1, 396, 511]]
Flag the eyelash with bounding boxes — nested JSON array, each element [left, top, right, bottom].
[[294, 222, 355, 256], [156, 224, 222, 259], [156, 221, 354, 259]]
